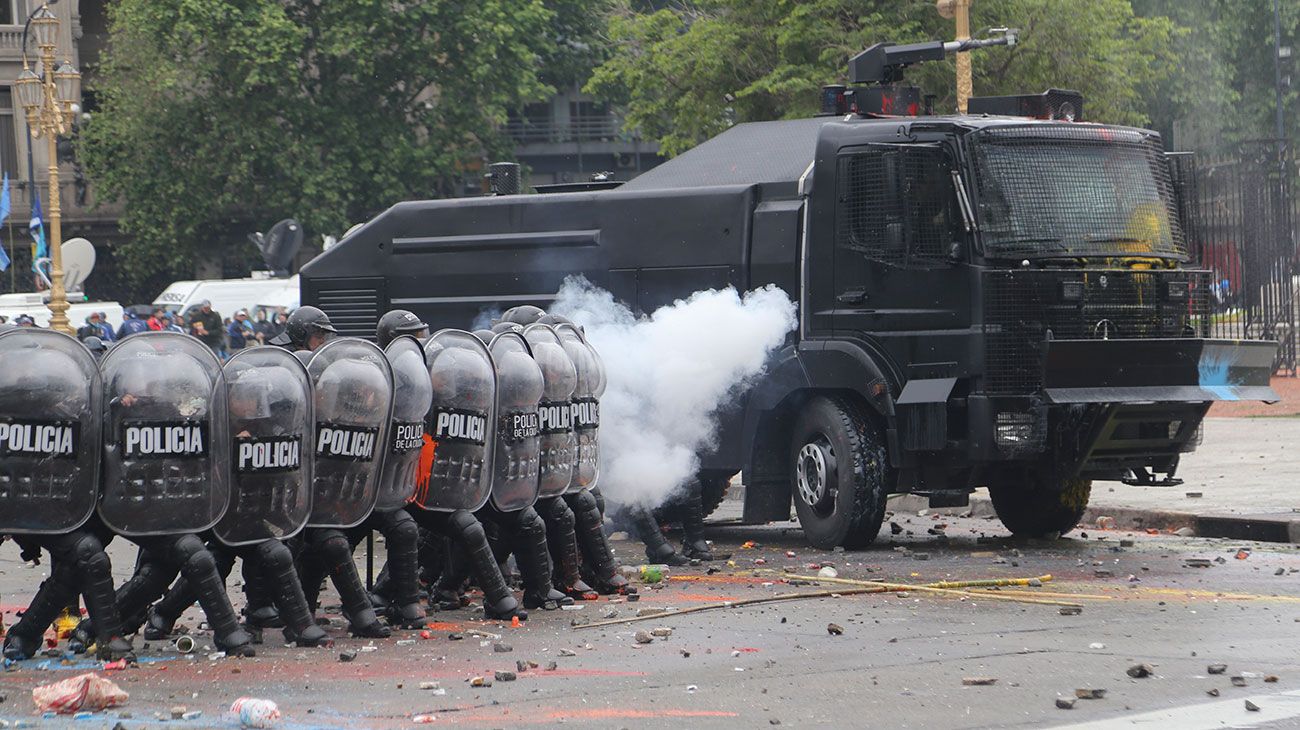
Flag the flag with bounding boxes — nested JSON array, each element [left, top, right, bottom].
[[0, 173, 10, 271], [29, 189, 45, 274]]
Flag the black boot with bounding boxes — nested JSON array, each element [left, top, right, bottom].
[[512, 508, 571, 610], [631, 506, 688, 566], [68, 534, 134, 660], [678, 486, 715, 560], [314, 530, 389, 638], [113, 547, 178, 637], [241, 558, 283, 629], [569, 490, 634, 593], [143, 575, 194, 640], [3, 566, 77, 660], [431, 540, 471, 611], [447, 511, 526, 621], [250, 541, 331, 648], [172, 535, 254, 657], [376, 510, 426, 628], [539, 497, 598, 600]]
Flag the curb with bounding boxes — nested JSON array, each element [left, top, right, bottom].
[[727, 486, 1300, 544]]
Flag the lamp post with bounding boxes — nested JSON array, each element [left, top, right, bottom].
[[13, 4, 79, 335], [936, 0, 974, 114]]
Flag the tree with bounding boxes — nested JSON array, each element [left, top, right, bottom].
[[80, 0, 556, 288], [588, 0, 1181, 157]]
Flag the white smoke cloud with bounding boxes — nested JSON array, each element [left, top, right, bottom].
[[552, 277, 796, 509]]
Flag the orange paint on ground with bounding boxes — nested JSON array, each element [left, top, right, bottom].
[[673, 592, 743, 603], [669, 574, 770, 586], [443, 708, 738, 724], [424, 621, 466, 631]]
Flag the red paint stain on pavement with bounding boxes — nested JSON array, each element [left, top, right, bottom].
[[423, 621, 467, 631], [441, 708, 738, 724], [673, 592, 742, 603], [669, 575, 769, 586]]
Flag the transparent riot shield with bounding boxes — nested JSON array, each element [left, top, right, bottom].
[[487, 331, 543, 511], [98, 332, 229, 537], [0, 329, 101, 534], [522, 324, 576, 498], [306, 337, 393, 529], [555, 323, 601, 493], [375, 336, 433, 512], [213, 347, 314, 546], [412, 329, 495, 512]]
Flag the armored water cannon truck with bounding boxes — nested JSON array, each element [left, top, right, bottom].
[[300, 35, 1278, 548]]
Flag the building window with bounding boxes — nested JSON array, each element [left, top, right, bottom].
[[0, 88, 19, 180], [0, 1, 25, 26]]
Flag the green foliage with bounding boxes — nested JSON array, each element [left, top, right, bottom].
[[588, 0, 1190, 156], [80, 0, 556, 286]]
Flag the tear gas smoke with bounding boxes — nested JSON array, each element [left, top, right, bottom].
[[471, 307, 503, 332], [552, 276, 796, 510]]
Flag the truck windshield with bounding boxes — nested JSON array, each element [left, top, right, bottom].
[[970, 125, 1185, 260]]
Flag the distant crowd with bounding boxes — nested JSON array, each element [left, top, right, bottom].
[[0, 300, 291, 361]]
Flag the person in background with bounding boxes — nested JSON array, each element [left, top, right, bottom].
[[14, 314, 35, 328], [146, 309, 165, 331], [272, 310, 288, 339], [95, 312, 115, 342], [252, 309, 276, 344], [77, 313, 102, 340], [0, 315, 8, 324], [187, 300, 225, 355], [160, 312, 185, 334], [116, 311, 149, 340], [226, 309, 253, 353]]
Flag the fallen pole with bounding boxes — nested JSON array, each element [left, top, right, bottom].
[[575, 574, 1078, 629]]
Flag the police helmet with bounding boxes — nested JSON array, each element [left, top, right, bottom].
[[270, 306, 338, 348], [376, 309, 429, 348], [498, 305, 546, 327]]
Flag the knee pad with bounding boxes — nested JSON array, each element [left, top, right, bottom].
[[380, 510, 419, 546], [568, 489, 600, 519], [69, 532, 108, 571], [448, 511, 485, 544], [517, 508, 547, 540], [182, 544, 217, 576], [541, 498, 575, 529], [253, 540, 294, 572], [315, 531, 353, 566]]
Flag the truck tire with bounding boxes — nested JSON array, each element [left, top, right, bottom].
[[989, 477, 1092, 538], [698, 471, 733, 519], [789, 396, 889, 549]]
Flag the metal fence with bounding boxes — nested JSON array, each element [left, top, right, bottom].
[[1175, 142, 1299, 375]]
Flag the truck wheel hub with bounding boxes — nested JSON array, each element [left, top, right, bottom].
[[796, 440, 835, 512]]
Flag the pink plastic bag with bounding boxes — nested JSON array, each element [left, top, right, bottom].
[[31, 672, 129, 714]]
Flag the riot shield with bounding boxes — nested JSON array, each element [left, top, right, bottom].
[[306, 337, 393, 529], [376, 336, 433, 512], [555, 323, 601, 493], [487, 332, 543, 511], [0, 329, 101, 535], [412, 329, 495, 512], [213, 347, 314, 546], [99, 332, 230, 537], [522, 324, 577, 498]]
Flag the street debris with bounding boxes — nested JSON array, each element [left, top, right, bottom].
[[1089, 643, 1106, 650], [651, 627, 673, 637], [223, 696, 276, 725], [545, 661, 558, 671], [1265, 675, 1279, 683], [1059, 606, 1082, 616], [32, 673, 129, 714], [1056, 698, 1076, 710], [1185, 558, 1213, 568], [1245, 700, 1261, 712], [1075, 689, 1107, 699], [1231, 676, 1248, 687], [469, 676, 492, 687], [493, 642, 513, 653], [419, 681, 441, 691], [962, 677, 997, 686], [1207, 689, 1220, 697], [558, 648, 577, 657], [1126, 663, 1155, 678], [494, 670, 517, 682], [817, 566, 838, 578], [338, 651, 356, 663], [827, 623, 844, 636], [634, 630, 654, 644], [1207, 664, 1227, 675]]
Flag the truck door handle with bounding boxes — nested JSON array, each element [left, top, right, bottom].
[[837, 288, 867, 304]]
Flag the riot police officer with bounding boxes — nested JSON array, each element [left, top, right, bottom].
[[269, 306, 338, 350], [0, 329, 133, 661]]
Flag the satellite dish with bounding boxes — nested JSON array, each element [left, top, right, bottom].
[[61, 237, 96, 292], [257, 218, 303, 277]]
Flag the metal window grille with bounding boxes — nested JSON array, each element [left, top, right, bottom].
[[982, 269, 1212, 394], [971, 125, 1186, 260], [837, 145, 954, 267]]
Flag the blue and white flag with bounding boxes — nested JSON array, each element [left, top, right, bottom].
[[0, 173, 10, 271], [29, 189, 45, 274]]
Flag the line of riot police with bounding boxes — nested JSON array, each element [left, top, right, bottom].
[[1, 303, 629, 661]]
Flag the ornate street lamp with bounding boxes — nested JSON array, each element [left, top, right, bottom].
[[18, 2, 80, 334]]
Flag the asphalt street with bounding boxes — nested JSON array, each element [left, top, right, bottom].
[[2, 502, 1299, 729]]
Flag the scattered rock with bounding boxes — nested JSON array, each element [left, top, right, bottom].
[[1206, 688, 1220, 697], [1231, 676, 1248, 687], [1055, 698, 1076, 710], [1119, 539, 1135, 548], [962, 677, 997, 686], [448, 633, 463, 641], [817, 566, 839, 578], [494, 670, 517, 682], [1207, 664, 1227, 675], [1094, 569, 1114, 578], [680, 649, 691, 658], [1127, 663, 1155, 678], [1059, 606, 1082, 616], [469, 676, 492, 688], [1089, 643, 1106, 650], [827, 623, 844, 636], [515, 660, 528, 672], [171, 706, 187, 720], [636, 608, 666, 617], [1095, 516, 1116, 529], [686, 685, 698, 693], [558, 648, 577, 657], [1186, 492, 1203, 499], [338, 651, 356, 663], [493, 643, 513, 653], [1266, 675, 1279, 683], [545, 661, 558, 671], [890, 522, 903, 535], [1075, 689, 1106, 700], [651, 627, 673, 638], [913, 552, 931, 561], [1175, 527, 1195, 537], [419, 681, 441, 690], [1276, 568, 1286, 576], [1245, 700, 1260, 712], [1185, 558, 1212, 568], [634, 631, 654, 645]]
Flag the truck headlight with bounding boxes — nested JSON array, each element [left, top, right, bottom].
[[995, 412, 1035, 447], [1165, 280, 1188, 301], [1059, 280, 1085, 302]]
